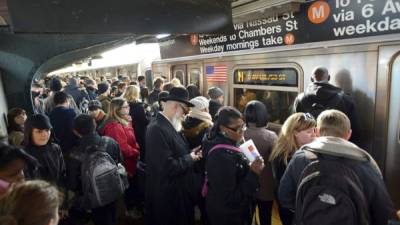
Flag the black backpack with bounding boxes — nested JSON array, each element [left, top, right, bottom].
[[304, 92, 347, 119], [81, 141, 128, 209], [295, 151, 370, 225]]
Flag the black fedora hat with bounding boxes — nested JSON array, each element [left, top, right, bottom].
[[160, 87, 195, 107]]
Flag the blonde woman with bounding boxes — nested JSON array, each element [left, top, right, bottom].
[[123, 85, 149, 159], [269, 112, 316, 225], [101, 98, 140, 178]]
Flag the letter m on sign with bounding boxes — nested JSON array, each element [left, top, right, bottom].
[[312, 6, 325, 19], [308, 1, 330, 24]]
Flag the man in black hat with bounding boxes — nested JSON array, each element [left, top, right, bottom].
[[145, 87, 202, 225]]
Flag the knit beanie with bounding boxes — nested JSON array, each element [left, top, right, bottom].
[[207, 87, 224, 99], [97, 82, 109, 95], [189, 96, 209, 112]]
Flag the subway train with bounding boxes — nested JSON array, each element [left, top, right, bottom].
[[0, 0, 400, 211]]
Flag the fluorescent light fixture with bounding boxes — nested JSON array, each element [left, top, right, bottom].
[[156, 34, 170, 39]]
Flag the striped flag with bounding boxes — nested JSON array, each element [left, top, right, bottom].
[[206, 65, 227, 82]]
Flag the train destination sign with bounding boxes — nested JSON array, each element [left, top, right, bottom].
[[233, 68, 298, 87], [160, 0, 400, 59]]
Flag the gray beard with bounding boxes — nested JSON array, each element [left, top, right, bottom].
[[171, 114, 182, 132]]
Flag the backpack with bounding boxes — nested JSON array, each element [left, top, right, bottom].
[[81, 140, 128, 209], [304, 91, 346, 119], [295, 150, 370, 225], [201, 144, 241, 197]]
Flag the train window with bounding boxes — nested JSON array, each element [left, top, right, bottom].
[[174, 70, 185, 84], [232, 66, 301, 125], [233, 88, 297, 124], [234, 68, 298, 87], [189, 68, 201, 88]]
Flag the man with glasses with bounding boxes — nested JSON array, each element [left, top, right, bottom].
[[145, 87, 202, 225]]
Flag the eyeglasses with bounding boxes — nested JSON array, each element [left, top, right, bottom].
[[226, 124, 247, 133], [178, 103, 190, 114]]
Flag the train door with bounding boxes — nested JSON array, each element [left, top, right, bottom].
[[171, 65, 187, 86], [230, 64, 303, 130], [384, 49, 400, 208], [187, 64, 203, 92]]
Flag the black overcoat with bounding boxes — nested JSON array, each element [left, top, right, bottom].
[[145, 113, 196, 225]]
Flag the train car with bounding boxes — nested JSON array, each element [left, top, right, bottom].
[[152, 0, 400, 207]]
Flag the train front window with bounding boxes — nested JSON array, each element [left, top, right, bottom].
[[232, 66, 301, 125]]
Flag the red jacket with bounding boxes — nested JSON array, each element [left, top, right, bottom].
[[102, 120, 140, 177]]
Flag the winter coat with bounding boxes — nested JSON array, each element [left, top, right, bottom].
[[294, 82, 361, 145], [145, 113, 196, 225], [182, 116, 211, 149], [182, 116, 212, 204], [86, 87, 97, 100], [128, 102, 150, 161], [25, 143, 66, 187], [271, 155, 290, 202], [148, 89, 161, 105], [97, 94, 111, 114], [101, 120, 140, 177], [44, 92, 80, 115], [49, 106, 78, 152], [66, 133, 122, 193], [64, 81, 89, 107], [278, 136, 395, 225], [203, 133, 259, 225], [244, 124, 277, 201], [208, 99, 222, 122]]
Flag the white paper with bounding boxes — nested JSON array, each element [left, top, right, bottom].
[[239, 139, 260, 162]]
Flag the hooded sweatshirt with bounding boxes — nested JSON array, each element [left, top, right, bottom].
[[294, 82, 361, 146], [278, 136, 395, 225]]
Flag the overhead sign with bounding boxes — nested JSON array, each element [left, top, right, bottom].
[[160, 0, 400, 59], [234, 68, 298, 87]]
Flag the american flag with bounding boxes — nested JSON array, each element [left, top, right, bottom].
[[206, 65, 227, 82]]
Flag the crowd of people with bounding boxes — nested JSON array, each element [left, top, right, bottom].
[[0, 67, 400, 225]]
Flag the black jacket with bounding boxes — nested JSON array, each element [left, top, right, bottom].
[[203, 133, 259, 225], [145, 113, 196, 225], [25, 143, 66, 188], [294, 82, 361, 145], [128, 102, 150, 161], [66, 133, 122, 193], [49, 106, 78, 152], [148, 89, 161, 105], [278, 137, 395, 225], [208, 100, 222, 122]]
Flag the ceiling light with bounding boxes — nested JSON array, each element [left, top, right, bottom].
[[156, 34, 170, 39]]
